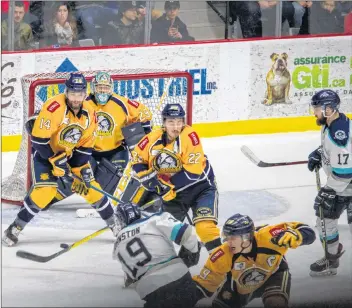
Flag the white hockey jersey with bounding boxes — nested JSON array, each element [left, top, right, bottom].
[[113, 211, 199, 298], [321, 113, 352, 196]]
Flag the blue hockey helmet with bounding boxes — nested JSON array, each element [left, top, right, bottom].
[[115, 202, 141, 228], [162, 103, 186, 120], [222, 214, 255, 238], [311, 89, 340, 112], [65, 73, 87, 92]]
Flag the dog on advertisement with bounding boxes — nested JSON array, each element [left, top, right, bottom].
[[263, 53, 292, 106]]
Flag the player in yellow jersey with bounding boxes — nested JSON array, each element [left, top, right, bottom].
[[40, 71, 153, 209], [193, 214, 316, 308], [131, 103, 222, 254], [2, 73, 121, 247]]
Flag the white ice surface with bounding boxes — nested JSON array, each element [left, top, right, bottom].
[[2, 132, 352, 307]]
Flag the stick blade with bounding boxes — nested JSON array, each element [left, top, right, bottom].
[[240, 145, 261, 166], [16, 250, 51, 263]]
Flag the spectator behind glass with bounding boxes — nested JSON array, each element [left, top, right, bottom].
[[136, 1, 162, 23], [40, 2, 78, 48], [150, 1, 194, 43], [344, 3, 352, 33], [292, 1, 312, 29], [309, 1, 344, 34], [104, 1, 144, 45], [234, 1, 294, 38], [1, 1, 33, 51]]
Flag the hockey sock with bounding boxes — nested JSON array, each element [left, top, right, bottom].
[[16, 195, 41, 229], [91, 196, 114, 220]]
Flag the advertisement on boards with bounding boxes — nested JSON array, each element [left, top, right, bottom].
[[249, 36, 352, 118]]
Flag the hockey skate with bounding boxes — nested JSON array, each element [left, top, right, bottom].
[[309, 243, 344, 277], [2, 222, 23, 247], [123, 273, 136, 288]]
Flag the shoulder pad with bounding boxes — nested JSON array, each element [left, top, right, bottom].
[[328, 114, 350, 147], [47, 101, 60, 113]]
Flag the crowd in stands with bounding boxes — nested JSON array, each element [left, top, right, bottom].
[[1, 1, 351, 51]]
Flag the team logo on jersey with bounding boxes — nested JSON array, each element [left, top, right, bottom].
[[59, 124, 83, 147], [335, 130, 347, 141], [96, 111, 114, 136], [152, 149, 182, 174], [196, 207, 212, 217], [40, 173, 50, 181], [238, 268, 268, 288]]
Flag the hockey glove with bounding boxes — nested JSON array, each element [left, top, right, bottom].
[[178, 242, 202, 267], [49, 152, 70, 177], [136, 169, 176, 201], [314, 186, 336, 212], [273, 227, 303, 249], [308, 146, 323, 172], [71, 164, 95, 196]]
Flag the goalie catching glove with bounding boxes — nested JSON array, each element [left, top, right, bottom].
[[71, 163, 95, 195], [135, 168, 176, 201], [49, 152, 70, 177]]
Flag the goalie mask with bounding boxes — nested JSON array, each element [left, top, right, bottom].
[[91, 72, 113, 105], [152, 149, 183, 174]]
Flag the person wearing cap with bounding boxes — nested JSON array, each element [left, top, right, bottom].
[[136, 1, 163, 23], [104, 1, 144, 45], [150, 1, 194, 43]]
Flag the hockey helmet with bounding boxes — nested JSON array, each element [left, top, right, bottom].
[[91, 72, 113, 105], [65, 73, 87, 93], [222, 214, 255, 240], [311, 89, 340, 113], [115, 202, 141, 228], [162, 103, 185, 120]]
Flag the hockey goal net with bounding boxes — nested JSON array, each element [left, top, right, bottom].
[[2, 69, 193, 204]]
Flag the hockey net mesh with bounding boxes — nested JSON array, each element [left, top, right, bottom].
[[2, 69, 193, 203]]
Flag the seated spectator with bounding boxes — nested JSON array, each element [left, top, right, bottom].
[[309, 1, 344, 34], [234, 1, 294, 38], [1, 1, 33, 51], [292, 1, 312, 29], [40, 2, 78, 48], [136, 1, 163, 23], [103, 1, 144, 46], [150, 1, 194, 43]]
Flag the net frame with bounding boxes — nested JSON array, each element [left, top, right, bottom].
[[2, 69, 193, 205]]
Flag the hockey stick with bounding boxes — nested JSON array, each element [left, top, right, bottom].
[[241, 145, 308, 167], [16, 226, 109, 263]]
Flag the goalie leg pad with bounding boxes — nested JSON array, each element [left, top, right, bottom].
[[110, 148, 129, 170], [121, 122, 146, 149], [95, 157, 122, 195]]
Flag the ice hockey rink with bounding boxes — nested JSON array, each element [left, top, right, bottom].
[[2, 131, 352, 307]]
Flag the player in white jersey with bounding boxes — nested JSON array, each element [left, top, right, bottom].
[[113, 201, 201, 308], [307, 89, 352, 276]]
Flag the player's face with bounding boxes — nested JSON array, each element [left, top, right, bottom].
[[66, 90, 86, 111], [312, 106, 327, 126], [224, 234, 252, 254], [95, 84, 112, 94], [164, 118, 184, 140]]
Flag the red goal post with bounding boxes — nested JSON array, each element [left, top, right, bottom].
[[2, 69, 193, 205]]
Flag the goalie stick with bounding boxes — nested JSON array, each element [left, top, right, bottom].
[[241, 145, 308, 167]]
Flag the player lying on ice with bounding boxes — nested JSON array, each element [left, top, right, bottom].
[[113, 201, 201, 308], [193, 214, 316, 308], [34, 71, 153, 211], [2, 73, 124, 246], [307, 89, 352, 276], [131, 103, 222, 254]]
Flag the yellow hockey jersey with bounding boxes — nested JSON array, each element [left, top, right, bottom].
[[193, 222, 315, 296], [131, 125, 215, 191], [85, 93, 152, 154], [31, 93, 97, 166]]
